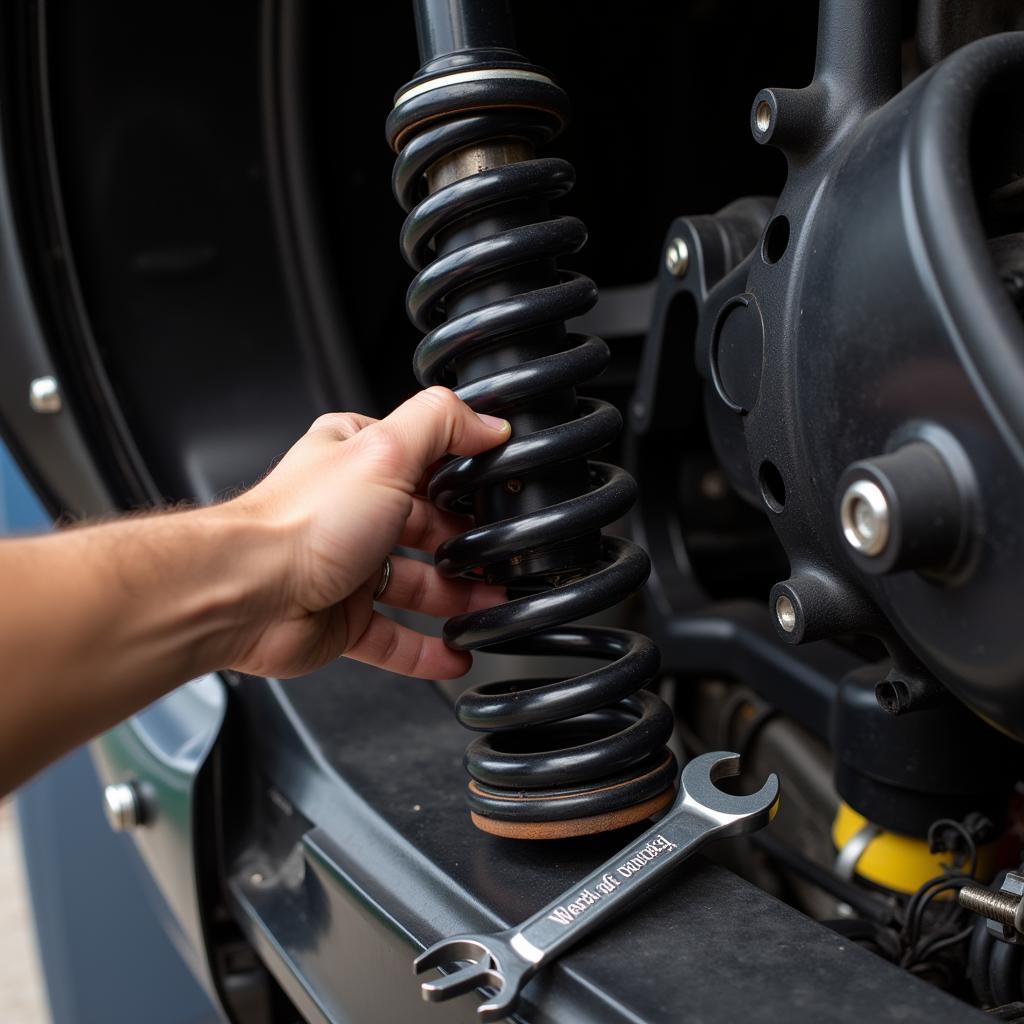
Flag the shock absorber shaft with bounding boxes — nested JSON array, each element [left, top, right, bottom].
[[412, 0, 513, 63], [387, 0, 676, 839]]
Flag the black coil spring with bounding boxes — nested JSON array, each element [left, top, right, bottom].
[[387, 63, 676, 831]]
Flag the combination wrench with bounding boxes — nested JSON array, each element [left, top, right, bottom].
[[414, 750, 780, 1021]]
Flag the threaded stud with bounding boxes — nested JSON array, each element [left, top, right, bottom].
[[959, 885, 1020, 926]]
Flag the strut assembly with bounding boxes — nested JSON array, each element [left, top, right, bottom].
[[386, 0, 675, 839]]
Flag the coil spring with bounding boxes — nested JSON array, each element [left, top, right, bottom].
[[387, 57, 677, 838]]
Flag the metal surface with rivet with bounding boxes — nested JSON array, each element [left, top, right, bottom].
[[28, 375, 62, 414], [102, 782, 143, 832], [414, 751, 779, 1022]]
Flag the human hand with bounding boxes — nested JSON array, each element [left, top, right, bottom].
[[220, 387, 510, 680]]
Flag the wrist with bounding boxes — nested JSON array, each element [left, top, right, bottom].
[[187, 501, 298, 671]]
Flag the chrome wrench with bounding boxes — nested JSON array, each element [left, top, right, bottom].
[[414, 751, 780, 1021]]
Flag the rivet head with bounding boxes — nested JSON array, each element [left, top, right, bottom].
[[103, 782, 142, 832], [840, 479, 891, 557], [665, 237, 690, 278], [29, 376, 62, 414]]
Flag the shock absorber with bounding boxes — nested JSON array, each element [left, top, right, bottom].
[[386, 0, 676, 839]]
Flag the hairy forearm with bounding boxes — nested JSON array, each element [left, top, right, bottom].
[[0, 505, 282, 792], [0, 388, 508, 793]]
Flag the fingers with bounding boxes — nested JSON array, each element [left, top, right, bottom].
[[399, 496, 474, 553], [344, 612, 471, 679], [308, 411, 378, 441], [375, 387, 510, 475], [413, 458, 443, 497], [378, 555, 502, 618]]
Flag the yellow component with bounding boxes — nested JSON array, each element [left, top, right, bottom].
[[832, 803, 994, 895]]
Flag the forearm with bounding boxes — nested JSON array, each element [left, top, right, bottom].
[[0, 505, 282, 792], [0, 388, 508, 793]]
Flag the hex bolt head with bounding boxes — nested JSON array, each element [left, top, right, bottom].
[[103, 782, 143, 832], [839, 479, 890, 557], [665, 237, 690, 278], [29, 375, 62, 414]]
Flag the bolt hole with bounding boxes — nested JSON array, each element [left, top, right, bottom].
[[754, 99, 773, 134], [758, 460, 786, 512], [775, 594, 796, 633], [851, 497, 874, 543], [875, 679, 910, 715], [762, 216, 790, 265]]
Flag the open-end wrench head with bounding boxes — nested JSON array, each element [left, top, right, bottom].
[[678, 750, 780, 833], [415, 937, 494, 976], [415, 933, 530, 1019]]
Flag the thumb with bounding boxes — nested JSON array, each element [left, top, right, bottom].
[[375, 386, 510, 475]]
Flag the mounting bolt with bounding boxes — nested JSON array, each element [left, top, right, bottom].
[[665, 237, 690, 278], [29, 375, 62, 414], [839, 479, 890, 557], [102, 782, 144, 832], [769, 573, 876, 645], [836, 433, 975, 577], [960, 872, 1024, 941]]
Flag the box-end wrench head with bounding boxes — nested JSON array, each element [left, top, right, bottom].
[[414, 751, 780, 1021]]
